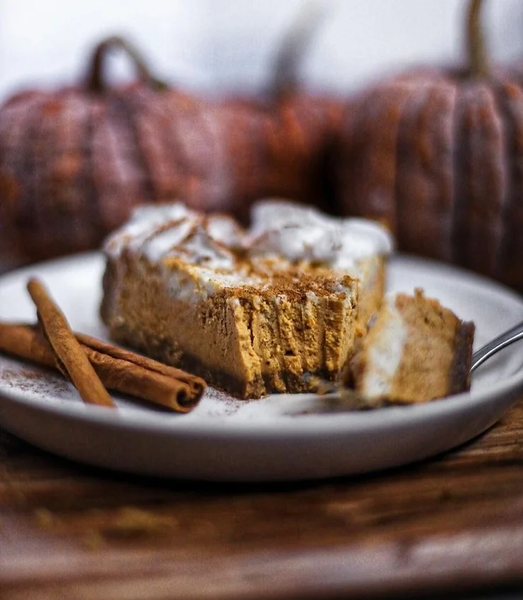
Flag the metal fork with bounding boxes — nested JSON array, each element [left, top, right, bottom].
[[471, 320, 523, 372]]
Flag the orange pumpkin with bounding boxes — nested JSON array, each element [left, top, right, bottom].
[[336, 0, 523, 291]]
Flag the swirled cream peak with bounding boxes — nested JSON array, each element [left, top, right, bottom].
[[104, 203, 197, 258], [249, 199, 394, 271], [105, 203, 246, 272]]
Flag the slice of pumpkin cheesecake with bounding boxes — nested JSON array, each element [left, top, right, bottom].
[[348, 289, 475, 403], [101, 200, 393, 398]]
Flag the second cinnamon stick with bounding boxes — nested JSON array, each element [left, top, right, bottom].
[[76, 332, 206, 399]]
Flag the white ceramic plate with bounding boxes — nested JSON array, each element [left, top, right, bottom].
[[0, 253, 522, 482]]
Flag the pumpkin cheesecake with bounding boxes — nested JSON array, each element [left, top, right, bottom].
[[101, 200, 393, 398]]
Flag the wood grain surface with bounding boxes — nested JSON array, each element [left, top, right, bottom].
[[1, 396, 523, 600]]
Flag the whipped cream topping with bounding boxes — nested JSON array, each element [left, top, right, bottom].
[[173, 228, 237, 271], [104, 199, 394, 293], [205, 214, 245, 249], [249, 199, 394, 271], [105, 203, 242, 270], [104, 203, 196, 258]]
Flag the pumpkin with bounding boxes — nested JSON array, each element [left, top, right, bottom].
[[336, 0, 523, 291], [0, 36, 202, 260], [0, 27, 343, 263]]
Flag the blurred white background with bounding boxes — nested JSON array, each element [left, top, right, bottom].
[[1, 0, 523, 101]]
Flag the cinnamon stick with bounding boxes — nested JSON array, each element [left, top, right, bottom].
[[75, 332, 206, 400], [26, 278, 115, 408], [0, 323, 203, 412]]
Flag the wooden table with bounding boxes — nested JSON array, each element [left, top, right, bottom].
[[2, 394, 523, 599]]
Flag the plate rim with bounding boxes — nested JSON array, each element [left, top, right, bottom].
[[0, 251, 522, 440]]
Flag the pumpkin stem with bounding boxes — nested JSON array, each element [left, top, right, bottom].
[[270, 1, 325, 100], [84, 35, 168, 93], [467, 0, 489, 79]]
